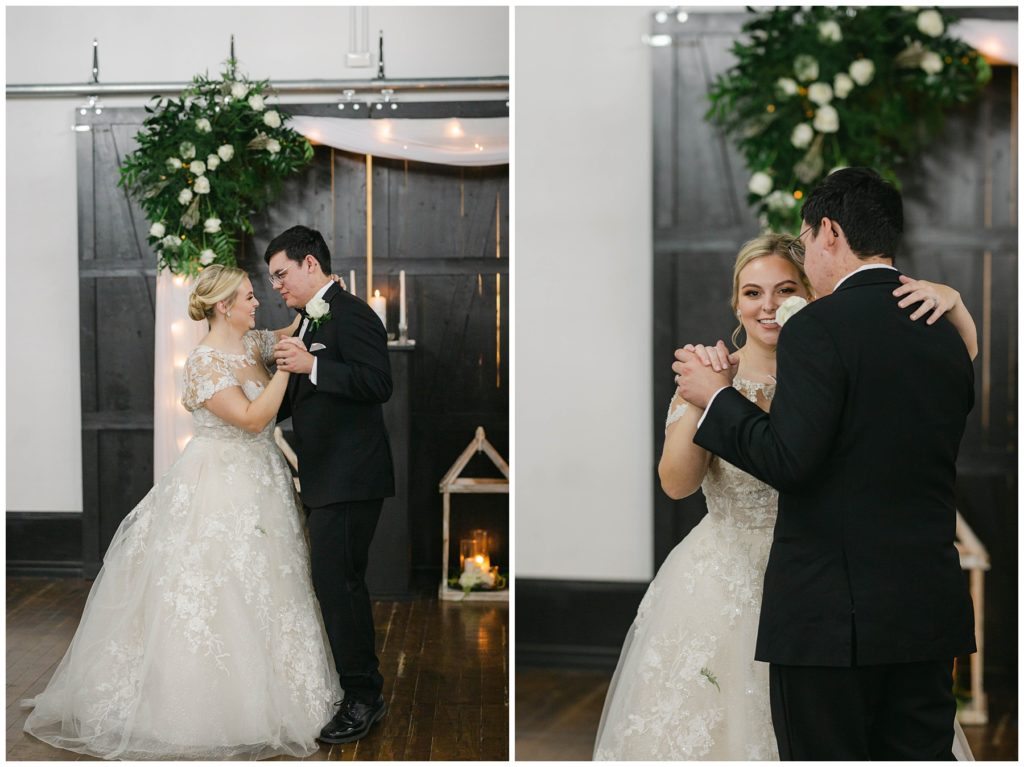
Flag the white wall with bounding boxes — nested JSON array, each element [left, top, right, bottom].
[[5, 6, 508, 513], [515, 7, 654, 582]]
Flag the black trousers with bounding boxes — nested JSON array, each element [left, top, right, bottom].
[[769, 660, 957, 760], [307, 499, 384, 704]]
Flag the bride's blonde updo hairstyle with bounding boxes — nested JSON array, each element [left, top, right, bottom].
[[729, 233, 814, 348], [187, 265, 248, 322]]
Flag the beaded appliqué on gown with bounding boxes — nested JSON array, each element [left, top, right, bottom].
[[594, 378, 779, 761]]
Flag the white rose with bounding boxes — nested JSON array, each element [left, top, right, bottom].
[[161, 235, 180, 249], [195, 117, 212, 133], [748, 171, 773, 197], [818, 20, 842, 42], [230, 82, 248, 100], [794, 54, 819, 82], [149, 222, 166, 238], [262, 110, 282, 129], [206, 154, 220, 170], [204, 217, 221, 234], [920, 51, 944, 74], [266, 139, 281, 155], [247, 94, 266, 111], [776, 77, 799, 96], [199, 249, 216, 266], [178, 188, 193, 205], [807, 82, 833, 106], [306, 296, 331, 320], [189, 160, 206, 176], [217, 144, 235, 162], [193, 176, 211, 194], [776, 296, 808, 327], [765, 190, 797, 212], [791, 122, 814, 149], [849, 58, 875, 86], [166, 157, 182, 170], [179, 141, 196, 160], [833, 72, 855, 99], [813, 104, 840, 133], [916, 9, 944, 38]]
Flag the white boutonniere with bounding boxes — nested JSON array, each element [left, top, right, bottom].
[[776, 296, 808, 327], [306, 297, 331, 330]]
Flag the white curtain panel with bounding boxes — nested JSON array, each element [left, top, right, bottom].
[[950, 19, 1018, 65], [289, 116, 509, 166], [153, 270, 207, 481]]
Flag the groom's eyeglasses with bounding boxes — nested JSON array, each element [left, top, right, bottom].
[[268, 266, 292, 287], [791, 227, 811, 265]]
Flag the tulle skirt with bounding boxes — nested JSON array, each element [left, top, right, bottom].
[[23, 434, 341, 760], [592, 513, 975, 761]]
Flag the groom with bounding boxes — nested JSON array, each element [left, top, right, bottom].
[[676, 168, 975, 759], [266, 225, 395, 744]]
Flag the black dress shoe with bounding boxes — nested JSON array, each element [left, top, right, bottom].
[[318, 695, 387, 744]]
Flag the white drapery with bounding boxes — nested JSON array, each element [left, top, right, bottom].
[[153, 115, 509, 478], [289, 116, 509, 166], [951, 19, 1018, 65], [153, 271, 207, 481]]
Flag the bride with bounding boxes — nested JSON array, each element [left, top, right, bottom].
[[23, 265, 340, 760], [593, 233, 977, 760]]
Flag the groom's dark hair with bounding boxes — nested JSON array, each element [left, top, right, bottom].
[[801, 167, 903, 261], [263, 225, 332, 274]]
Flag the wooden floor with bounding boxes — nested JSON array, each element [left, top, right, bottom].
[[7, 577, 508, 761], [515, 667, 1018, 761]]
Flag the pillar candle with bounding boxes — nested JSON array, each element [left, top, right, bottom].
[[399, 269, 407, 328], [370, 289, 387, 329], [349, 270, 356, 297]]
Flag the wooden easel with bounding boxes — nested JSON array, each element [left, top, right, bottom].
[[955, 511, 990, 724]]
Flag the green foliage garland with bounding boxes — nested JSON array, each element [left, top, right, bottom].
[[119, 59, 313, 275], [707, 7, 992, 232]]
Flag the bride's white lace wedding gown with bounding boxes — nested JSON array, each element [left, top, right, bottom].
[[593, 378, 973, 761], [594, 378, 779, 760], [24, 330, 340, 760]]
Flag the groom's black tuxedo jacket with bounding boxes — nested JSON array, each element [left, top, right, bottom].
[[278, 282, 395, 508], [695, 268, 975, 667]]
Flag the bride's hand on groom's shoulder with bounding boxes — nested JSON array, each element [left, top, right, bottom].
[[893, 274, 960, 325]]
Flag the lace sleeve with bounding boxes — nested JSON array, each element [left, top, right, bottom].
[[245, 329, 278, 367], [665, 394, 691, 431], [181, 349, 241, 411]]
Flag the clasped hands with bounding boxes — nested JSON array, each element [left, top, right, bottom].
[[274, 337, 313, 374], [672, 341, 739, 409]]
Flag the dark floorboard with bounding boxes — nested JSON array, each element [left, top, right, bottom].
[[7, 577, 508, 761], [515, 667, 1017, 760]]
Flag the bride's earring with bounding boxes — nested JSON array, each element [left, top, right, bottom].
[[226, 311, 232, 318], [736, 310, 742, 319]]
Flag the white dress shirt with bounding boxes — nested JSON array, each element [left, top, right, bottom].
[[298, 280, 333, 386], [696, 263, 898, 428]]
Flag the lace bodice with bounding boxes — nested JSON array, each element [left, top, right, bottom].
[[181, 330, 278, 443], [665, 378, 779, 529]]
